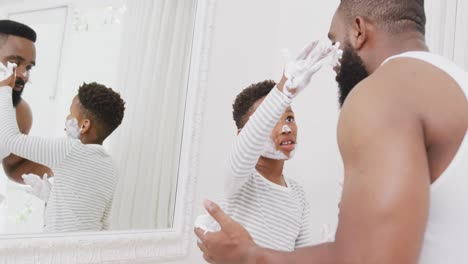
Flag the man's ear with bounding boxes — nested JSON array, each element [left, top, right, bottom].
[[79, 119, 91, 134], [349, 16, 369, 50]]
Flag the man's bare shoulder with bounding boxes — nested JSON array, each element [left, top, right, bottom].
[[337, 59, 429, 150], [341, 57, 452, 115], [15, 99, 33, 134]]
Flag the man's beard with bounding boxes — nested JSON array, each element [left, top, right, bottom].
[[335, 43, 369, 107], [12, 79, 25, 107]]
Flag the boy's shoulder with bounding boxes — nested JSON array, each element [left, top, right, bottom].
[[81, 143, 111, 157], [285, 177, 308, 199]]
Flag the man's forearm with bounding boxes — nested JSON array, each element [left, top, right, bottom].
[[3, 155, 52, 184], [252, 242, 339, 264]]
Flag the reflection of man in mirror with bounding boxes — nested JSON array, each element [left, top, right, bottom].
[[195, 0, 468, 263], [0, 79, 126, 232], [0, 20, 51, 183]]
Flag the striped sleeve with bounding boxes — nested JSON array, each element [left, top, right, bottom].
[[225, 87, 292, 195], [0, 87, 73, 168], [101, 198, 112, 230]]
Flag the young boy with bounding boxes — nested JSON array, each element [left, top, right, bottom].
[[0, 68, 125, 232], [224, 79, 313, 250]]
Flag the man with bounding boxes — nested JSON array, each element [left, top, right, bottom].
[[0, 20, 51, 183], [195, 0, 468, 263]]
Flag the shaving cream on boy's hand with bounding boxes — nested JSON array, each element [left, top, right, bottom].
[[0, 61, 17, 83], [281, 40, 335, 98], [22, 173, 52, 201], [194, 214, 221, 234]]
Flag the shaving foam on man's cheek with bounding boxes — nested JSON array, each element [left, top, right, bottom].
[[23, 70, 32, 83], [328, 42, 343, 67]]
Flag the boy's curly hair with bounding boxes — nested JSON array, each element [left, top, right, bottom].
[[232, 80, 276, 129], [78, 82, 126, 141]]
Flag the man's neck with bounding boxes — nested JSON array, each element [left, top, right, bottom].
[[367, 32, 429, 73], [255, 157, 286, 186]]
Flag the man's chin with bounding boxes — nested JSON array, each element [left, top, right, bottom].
[[333, 66, 341, 75]]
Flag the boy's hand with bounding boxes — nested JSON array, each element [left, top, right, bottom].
[[22, 173, 52, 201], [278, 40, 337, 98], [0, 62, 17, 88]]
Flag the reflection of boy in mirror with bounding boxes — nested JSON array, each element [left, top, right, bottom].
[[0, 75, 126, 232], [196, 41, 337, 251], [0, 20, 52, 184]]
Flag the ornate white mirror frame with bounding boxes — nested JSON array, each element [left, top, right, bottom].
[[0, 0, 217, 262]]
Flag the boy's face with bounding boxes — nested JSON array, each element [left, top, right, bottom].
[[66, 96, 82, 122], [64, 96, 86, 137], [250, 97, 298, 158], [271, 107, 297, 157]]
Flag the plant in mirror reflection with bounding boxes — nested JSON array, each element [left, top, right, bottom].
[[8, 201, 33, 224], [73, 4, 127, 32]]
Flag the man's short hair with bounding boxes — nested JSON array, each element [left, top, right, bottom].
[[0, 20, 36, 43], [78, 82, 126, 142], [338, 0, 426, 35], [232, 80, 276, 129]]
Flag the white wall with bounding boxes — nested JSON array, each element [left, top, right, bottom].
[[175, 0, 342, 263], [425, 0, 468, 70]]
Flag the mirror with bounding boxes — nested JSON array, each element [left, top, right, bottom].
[[0, 0, 198, 234]]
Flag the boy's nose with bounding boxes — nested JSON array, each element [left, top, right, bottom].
[[281, 125, 292, 134]]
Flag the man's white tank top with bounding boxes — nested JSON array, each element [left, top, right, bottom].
[[384, 52, 468, 264]]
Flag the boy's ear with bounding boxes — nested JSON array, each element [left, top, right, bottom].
[[80, 119, 91, 134]]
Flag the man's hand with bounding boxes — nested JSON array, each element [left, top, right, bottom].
[[194, 200, 258, 264], [22, 173, 52, 201]]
